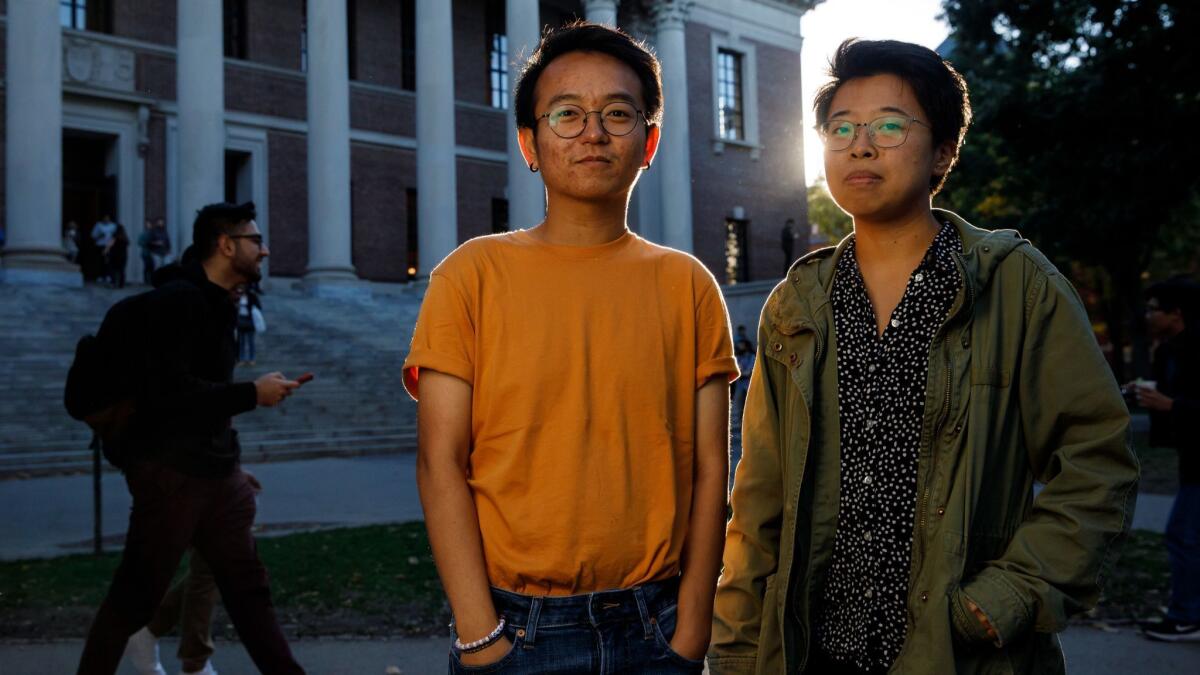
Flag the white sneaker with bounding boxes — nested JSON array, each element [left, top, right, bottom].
[[124, 627, 166, 675], [182, 660, 218, 675]]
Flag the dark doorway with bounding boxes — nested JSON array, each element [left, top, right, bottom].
[[63, 130, 118, 282], [225, 150, 252, 204]]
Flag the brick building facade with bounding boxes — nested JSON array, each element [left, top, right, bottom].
[[0, 0, 811, 287]]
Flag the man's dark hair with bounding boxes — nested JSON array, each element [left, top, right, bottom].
[[192, 201, 256, 260], [514, 20, 663, 130], [1146, 277, 1200, 330], [813, 38, 972, 195]]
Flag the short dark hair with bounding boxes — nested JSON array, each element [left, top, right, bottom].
[[514, 20, 663, 130], [813, 39, 972, 195], [1146, 277, 1200, 327], [192, 201, 256, 260]]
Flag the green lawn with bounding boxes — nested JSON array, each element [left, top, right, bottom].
[[0, 522, 449, 638], [1091, 530, 1172, 622], [1132, 432, 1179, 495], [0, 523, 1174, 638]]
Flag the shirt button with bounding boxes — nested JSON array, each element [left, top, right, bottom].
[[921, 591, 929, 602], [890, 318, 900, 328], [868, 364, 876, 373], [863, 530, 872, 542], [864, 588, 874, 599], [937, 507, 946, 516], [915, 273, 925, 282], [772, 342, 783, 352], [863, 475, 873, 485]]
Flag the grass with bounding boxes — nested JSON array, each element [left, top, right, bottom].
[[1090, 530, 1173, 623], [0, 523, 1177, 638], [0, 522, 449, 639], [1131, 432, 1179, 495]]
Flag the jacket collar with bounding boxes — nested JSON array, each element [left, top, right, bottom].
[[788, 209, 1026, 301], [769, 210, 1028, 335]]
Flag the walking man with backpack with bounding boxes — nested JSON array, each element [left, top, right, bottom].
[[75, 201, 307, 674]]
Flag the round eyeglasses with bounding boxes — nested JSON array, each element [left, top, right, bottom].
[[818, 115, 930, 151], [537, 102, 648, 139]]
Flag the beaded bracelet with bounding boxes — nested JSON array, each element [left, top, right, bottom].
[[454, 617, 507, 654]]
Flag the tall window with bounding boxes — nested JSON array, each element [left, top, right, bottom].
[[300, 0, 308, 72], [223, 0, 249, 59], [401, 0, 417, 91], [725, 218, 750, 284], [717, 49, 745, 141], [486, 2, 509, 109], [60, 0, 111, 32], [347, 0, 358, 80], [492, 198, 509, 234], [406, 188, 419, 279]]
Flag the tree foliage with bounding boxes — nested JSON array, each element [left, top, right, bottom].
[[807, 178, 853, 242], [936, 0, 1200, 375]]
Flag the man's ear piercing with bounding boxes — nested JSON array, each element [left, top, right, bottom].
[[528, 163, 539, 173]]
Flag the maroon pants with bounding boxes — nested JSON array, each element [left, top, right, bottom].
[[77, 462, 303, 674]]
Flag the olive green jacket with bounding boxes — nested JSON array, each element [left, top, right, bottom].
[[709, 211, 1139, 675]]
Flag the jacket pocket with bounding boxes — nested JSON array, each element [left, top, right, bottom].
[[970, 365, 1011, 387]]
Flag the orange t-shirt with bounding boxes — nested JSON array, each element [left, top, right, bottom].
[[403, 230, 737, 595]]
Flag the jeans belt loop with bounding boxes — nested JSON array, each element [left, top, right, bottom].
[[523, 596, 543, 648], [632, 585, 653, 640]]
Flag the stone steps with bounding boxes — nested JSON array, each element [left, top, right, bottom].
[[0, 280, 424, 477]]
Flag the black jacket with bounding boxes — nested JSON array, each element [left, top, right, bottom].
[[132, 261, 257, 477], [1150, 329, 1200, 484]]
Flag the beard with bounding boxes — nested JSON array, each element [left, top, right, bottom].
[[233, 250, 262, 283]]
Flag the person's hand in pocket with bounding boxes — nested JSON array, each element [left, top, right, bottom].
[[459, 636, 513, 667]]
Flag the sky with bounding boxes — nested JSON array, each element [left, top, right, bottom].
[[800, 0, 950, 186]]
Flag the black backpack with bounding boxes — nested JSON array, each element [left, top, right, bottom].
[[64, 291, 154, 468]]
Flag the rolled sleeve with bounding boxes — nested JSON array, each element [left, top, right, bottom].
[[695, 275, 739, 388], [402, 272, 476, 400]]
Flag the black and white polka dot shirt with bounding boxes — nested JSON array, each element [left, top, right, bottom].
[[816, 223, 962, 672]]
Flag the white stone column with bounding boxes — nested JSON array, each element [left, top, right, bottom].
[[304, 0, 358, 287], [584, 0, 619, 26], [1, 0, 76, 285], [506, 0, 544, 231], [416, 0, 458, 275], [177, 0, 225, 233], [653, 1, 694, 253]]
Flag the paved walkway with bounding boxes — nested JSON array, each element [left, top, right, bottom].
[[0, 455, 424, 560], [0, 454, 1178, 561], [2, 625, 1198, 674]]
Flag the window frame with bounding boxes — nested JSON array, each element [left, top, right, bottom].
[[485, 1, 509, 109], [60, 0, 112, 33], [709, 34, 760, 158], [223, 0, 249, 60]]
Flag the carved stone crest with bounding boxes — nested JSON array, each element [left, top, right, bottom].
[[63, 37, 135, 92]]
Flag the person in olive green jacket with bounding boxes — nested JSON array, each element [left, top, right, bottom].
[[709, 39, 1139, 675]]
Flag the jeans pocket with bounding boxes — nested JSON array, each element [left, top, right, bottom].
[[448, 626, 523, 673], [651, 604, 706, 670]]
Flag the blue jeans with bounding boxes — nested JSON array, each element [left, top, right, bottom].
[[238, 330, 256, 362], [1167, 483, 1200, 622], [448, 577, 704, 674]]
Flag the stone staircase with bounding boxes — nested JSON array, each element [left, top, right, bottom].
[[0, 279, 422, 477]]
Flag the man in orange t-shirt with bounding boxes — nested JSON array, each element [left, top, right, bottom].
[[403, 21, 738, 673]]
